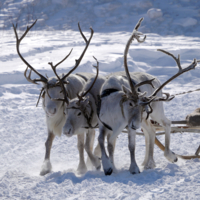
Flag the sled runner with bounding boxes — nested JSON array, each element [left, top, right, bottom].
[[134, 108, 200, 160]]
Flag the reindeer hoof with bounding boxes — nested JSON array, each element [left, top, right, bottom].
[[129, 163, 140, 174], [77, 166, 87, 174], [40, 160, 52, 176], [40, 169, 51, 176], [172, 152, 178, 162], [164, 151, 178, 163], [144, 160, 156, 169], [104, 168, 113, 176], [130, 170, 140, 175], [131, 171, 140, 175]]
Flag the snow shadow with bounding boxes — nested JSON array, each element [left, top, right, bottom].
[[45, 163, 181, 186]]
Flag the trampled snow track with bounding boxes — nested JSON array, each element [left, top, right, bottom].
[[1, 28, 200, 199], [1, 78, 200, 199]]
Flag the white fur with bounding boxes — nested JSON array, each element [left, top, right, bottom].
[[45, 106, 66, 137], [98, 71, 177, 175], [62, 76, 106, 172], [40, 73, 93, 175]]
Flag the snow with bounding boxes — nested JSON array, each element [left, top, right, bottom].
[[147, 8, 163, 20], [1, 0, 200, 199], [174, 17, 198, 27]]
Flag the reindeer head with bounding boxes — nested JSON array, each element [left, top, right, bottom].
[[118, 17, 199, 130], [13, 20, 94, 118], [61, 57, 99, 137], [39, 74, 69, 117]]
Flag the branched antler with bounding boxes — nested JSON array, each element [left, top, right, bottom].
[[153, 93, 175, 102], [14, 21, 94, 107], [135, 78, 155, 90], [140, 50, 199, 108], [13, 20, 48, 84], [123, 18, 200, 120], [61, 23, 94, 81], [123, 18, 146, 101], [77, 56, 99, 103], [151, 49, 200, 98], [47, 61, 69, 104], [47, 23, 95, 104]]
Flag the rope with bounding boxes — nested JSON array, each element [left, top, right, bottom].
[[172, 88, 200, 97]]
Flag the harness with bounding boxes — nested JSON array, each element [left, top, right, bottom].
[[97, 89, 120, 131], [100, 89, 119, 98], [97, 79, 141, 131]]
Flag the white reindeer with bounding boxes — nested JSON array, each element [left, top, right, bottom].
[[50, 57, 104, 173], [13, 20, 95, 175], [97, 18, 199, 175]]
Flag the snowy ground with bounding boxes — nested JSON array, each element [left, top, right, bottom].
[[1, 0, 200, 199], [1, 30, 200, 199]]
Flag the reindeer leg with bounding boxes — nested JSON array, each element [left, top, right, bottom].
[[77, 133, 87, 174], [141, 132, 149, 166], [162, 118, 178, 163], [151, 113, 178, 163], [94, 142, 101, 159], [85, 129, 95, 169], [98, 126, 113, 175], [150, 101, 178, 163], [107, 133, 117, 173], [141, 120, 156, 169], [40, 130, 55, 176], [85, 129, 101, 170], [128, 128, 140, 174]]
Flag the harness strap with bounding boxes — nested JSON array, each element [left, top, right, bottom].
[[97, 95, 113, 131], [101, 88, 119, 98], [97, 78, 139, 131]]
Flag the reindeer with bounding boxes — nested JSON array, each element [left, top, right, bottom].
[[49, 57, 104, 173], [97, 18, 199, 175], [13, 20, 96, 175]]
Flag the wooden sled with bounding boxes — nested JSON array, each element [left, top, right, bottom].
[[133, 119, 200, 160], [153, 121, 200, 159]]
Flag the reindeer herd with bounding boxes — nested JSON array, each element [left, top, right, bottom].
[[13, 18, 199, 176]]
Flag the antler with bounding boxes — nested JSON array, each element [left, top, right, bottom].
[[135, 78, 155, 90], [47, 23, 94, 104], [140, 49, 199, 119], [61, 23, 94, 81], [151, 49, 200, 99], [77, 56, 99, 102], [153, 93, 175, 102], [124, 18, 146, 101], [13, 20, 48, 84], [47, 61, 69, 105]]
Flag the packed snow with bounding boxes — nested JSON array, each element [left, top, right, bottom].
[[1, 0, 200, 199]]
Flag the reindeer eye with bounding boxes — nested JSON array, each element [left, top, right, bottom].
[[129, 102, 133, 107], [77, 112, 82, 116]]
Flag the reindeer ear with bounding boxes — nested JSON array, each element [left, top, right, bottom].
[[122, 85, 132, 95], [84, 103, 91, 118]]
